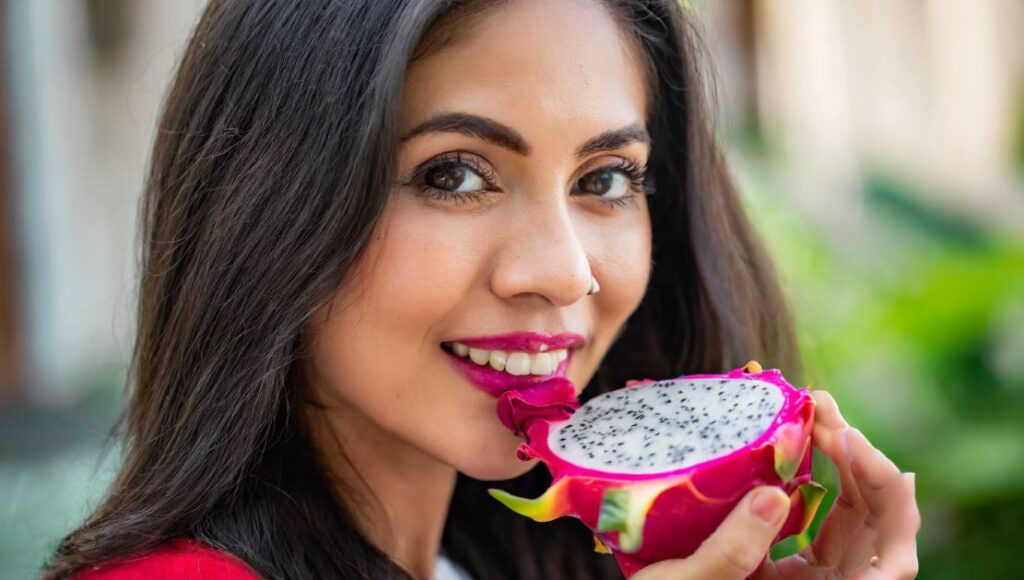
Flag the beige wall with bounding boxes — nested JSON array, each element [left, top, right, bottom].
[[749, 0, 1024, 234], [6, 0, 207, 403]]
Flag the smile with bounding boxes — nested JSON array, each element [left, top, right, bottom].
[[440, 331, 584, 397]]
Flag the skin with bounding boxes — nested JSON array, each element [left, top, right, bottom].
[[301, 1, 920, 579]]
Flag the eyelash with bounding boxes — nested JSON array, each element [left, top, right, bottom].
[[406, 151, 651, 209]]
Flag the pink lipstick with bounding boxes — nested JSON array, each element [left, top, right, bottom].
[[441, 331, 584, 397]]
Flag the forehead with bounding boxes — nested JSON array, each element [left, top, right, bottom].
[[401, 0, 650, 152]]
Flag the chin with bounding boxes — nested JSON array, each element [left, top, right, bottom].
[[455, 425, 539, 481], [446, 405, 542, 481], [459, 454, 538, 481]]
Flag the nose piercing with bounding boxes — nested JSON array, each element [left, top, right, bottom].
[[587, 274, 600, 296]]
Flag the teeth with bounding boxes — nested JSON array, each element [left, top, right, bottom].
[[531, 352, 554, 375], [468, 347, 490, 365], [489, 350, 507, 372], [506, 352, 531, 376], [446, 342, 569, 376]]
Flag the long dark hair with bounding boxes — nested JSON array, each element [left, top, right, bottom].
[[44, 0, 800, 578]]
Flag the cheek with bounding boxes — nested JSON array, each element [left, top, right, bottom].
[[368, 211, 468, 320], [308, 204, 534, 478], [595, 210, 652, 311], [313, 207, 467, 402]]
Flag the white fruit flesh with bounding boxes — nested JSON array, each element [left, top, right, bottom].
[[549, 378, 784, 473]]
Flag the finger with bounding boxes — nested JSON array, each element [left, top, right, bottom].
[[850, 542, 919, 580], [821, 427, 911, 575], [837, 525, 878, 576], [809, 495, 866, 569], [846, 428, 903, 518], [808, 425, 867, 565], [841, 431, 919, 577], [811, 393, 865, 510], [811, 389, 851, 430], [657, 486, 792, 580], [856, 473, 921, 579]]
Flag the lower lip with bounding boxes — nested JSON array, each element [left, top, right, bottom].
[[443, 348, 574, 398]]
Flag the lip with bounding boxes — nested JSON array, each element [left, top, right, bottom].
[[441, 331, 584, 398]]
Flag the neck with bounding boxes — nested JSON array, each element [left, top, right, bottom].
[[307, 401, 458, 580]]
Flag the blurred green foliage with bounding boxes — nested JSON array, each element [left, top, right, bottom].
[[733, 130, 1024, 578]]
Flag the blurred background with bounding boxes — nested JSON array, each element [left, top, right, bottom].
[[1, 0, 1022, 578]]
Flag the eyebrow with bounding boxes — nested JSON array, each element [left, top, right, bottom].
[[400, 112, 650, 159]]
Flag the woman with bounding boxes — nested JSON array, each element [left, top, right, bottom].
[[46, 0, 920, 578]]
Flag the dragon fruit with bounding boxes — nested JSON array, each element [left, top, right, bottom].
[[490, 361, 826, 578]]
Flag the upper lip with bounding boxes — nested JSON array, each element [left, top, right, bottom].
[[443, 331, 585, 353]]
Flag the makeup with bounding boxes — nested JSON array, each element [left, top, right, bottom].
[[441, 331, 583, 397]]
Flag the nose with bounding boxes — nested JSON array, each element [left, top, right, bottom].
[[489, 198, 593, 307]]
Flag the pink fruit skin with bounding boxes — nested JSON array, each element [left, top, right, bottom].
[[492, 364, 824, 579]]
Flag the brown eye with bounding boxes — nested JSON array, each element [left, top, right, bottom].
[[423, 162, 487, 193], [578, 169, 630, 200]]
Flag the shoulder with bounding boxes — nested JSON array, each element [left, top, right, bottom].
[[71, 538, 259, 580]]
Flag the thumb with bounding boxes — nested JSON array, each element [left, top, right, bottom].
[[638, 485, 791, 580]]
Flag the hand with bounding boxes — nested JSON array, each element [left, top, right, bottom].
[[763, 390, 920, 579], [632, 390, 920, 580]]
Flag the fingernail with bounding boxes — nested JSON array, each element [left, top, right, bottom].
[[750, 488, 787, 524]]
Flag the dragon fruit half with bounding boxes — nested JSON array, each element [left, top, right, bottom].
[[490, 361, 826, 578]]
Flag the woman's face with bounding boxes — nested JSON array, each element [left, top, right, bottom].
[[307, 0, 653, 480]]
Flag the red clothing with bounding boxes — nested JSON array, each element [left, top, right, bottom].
[[73, 538, 259, 579]]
